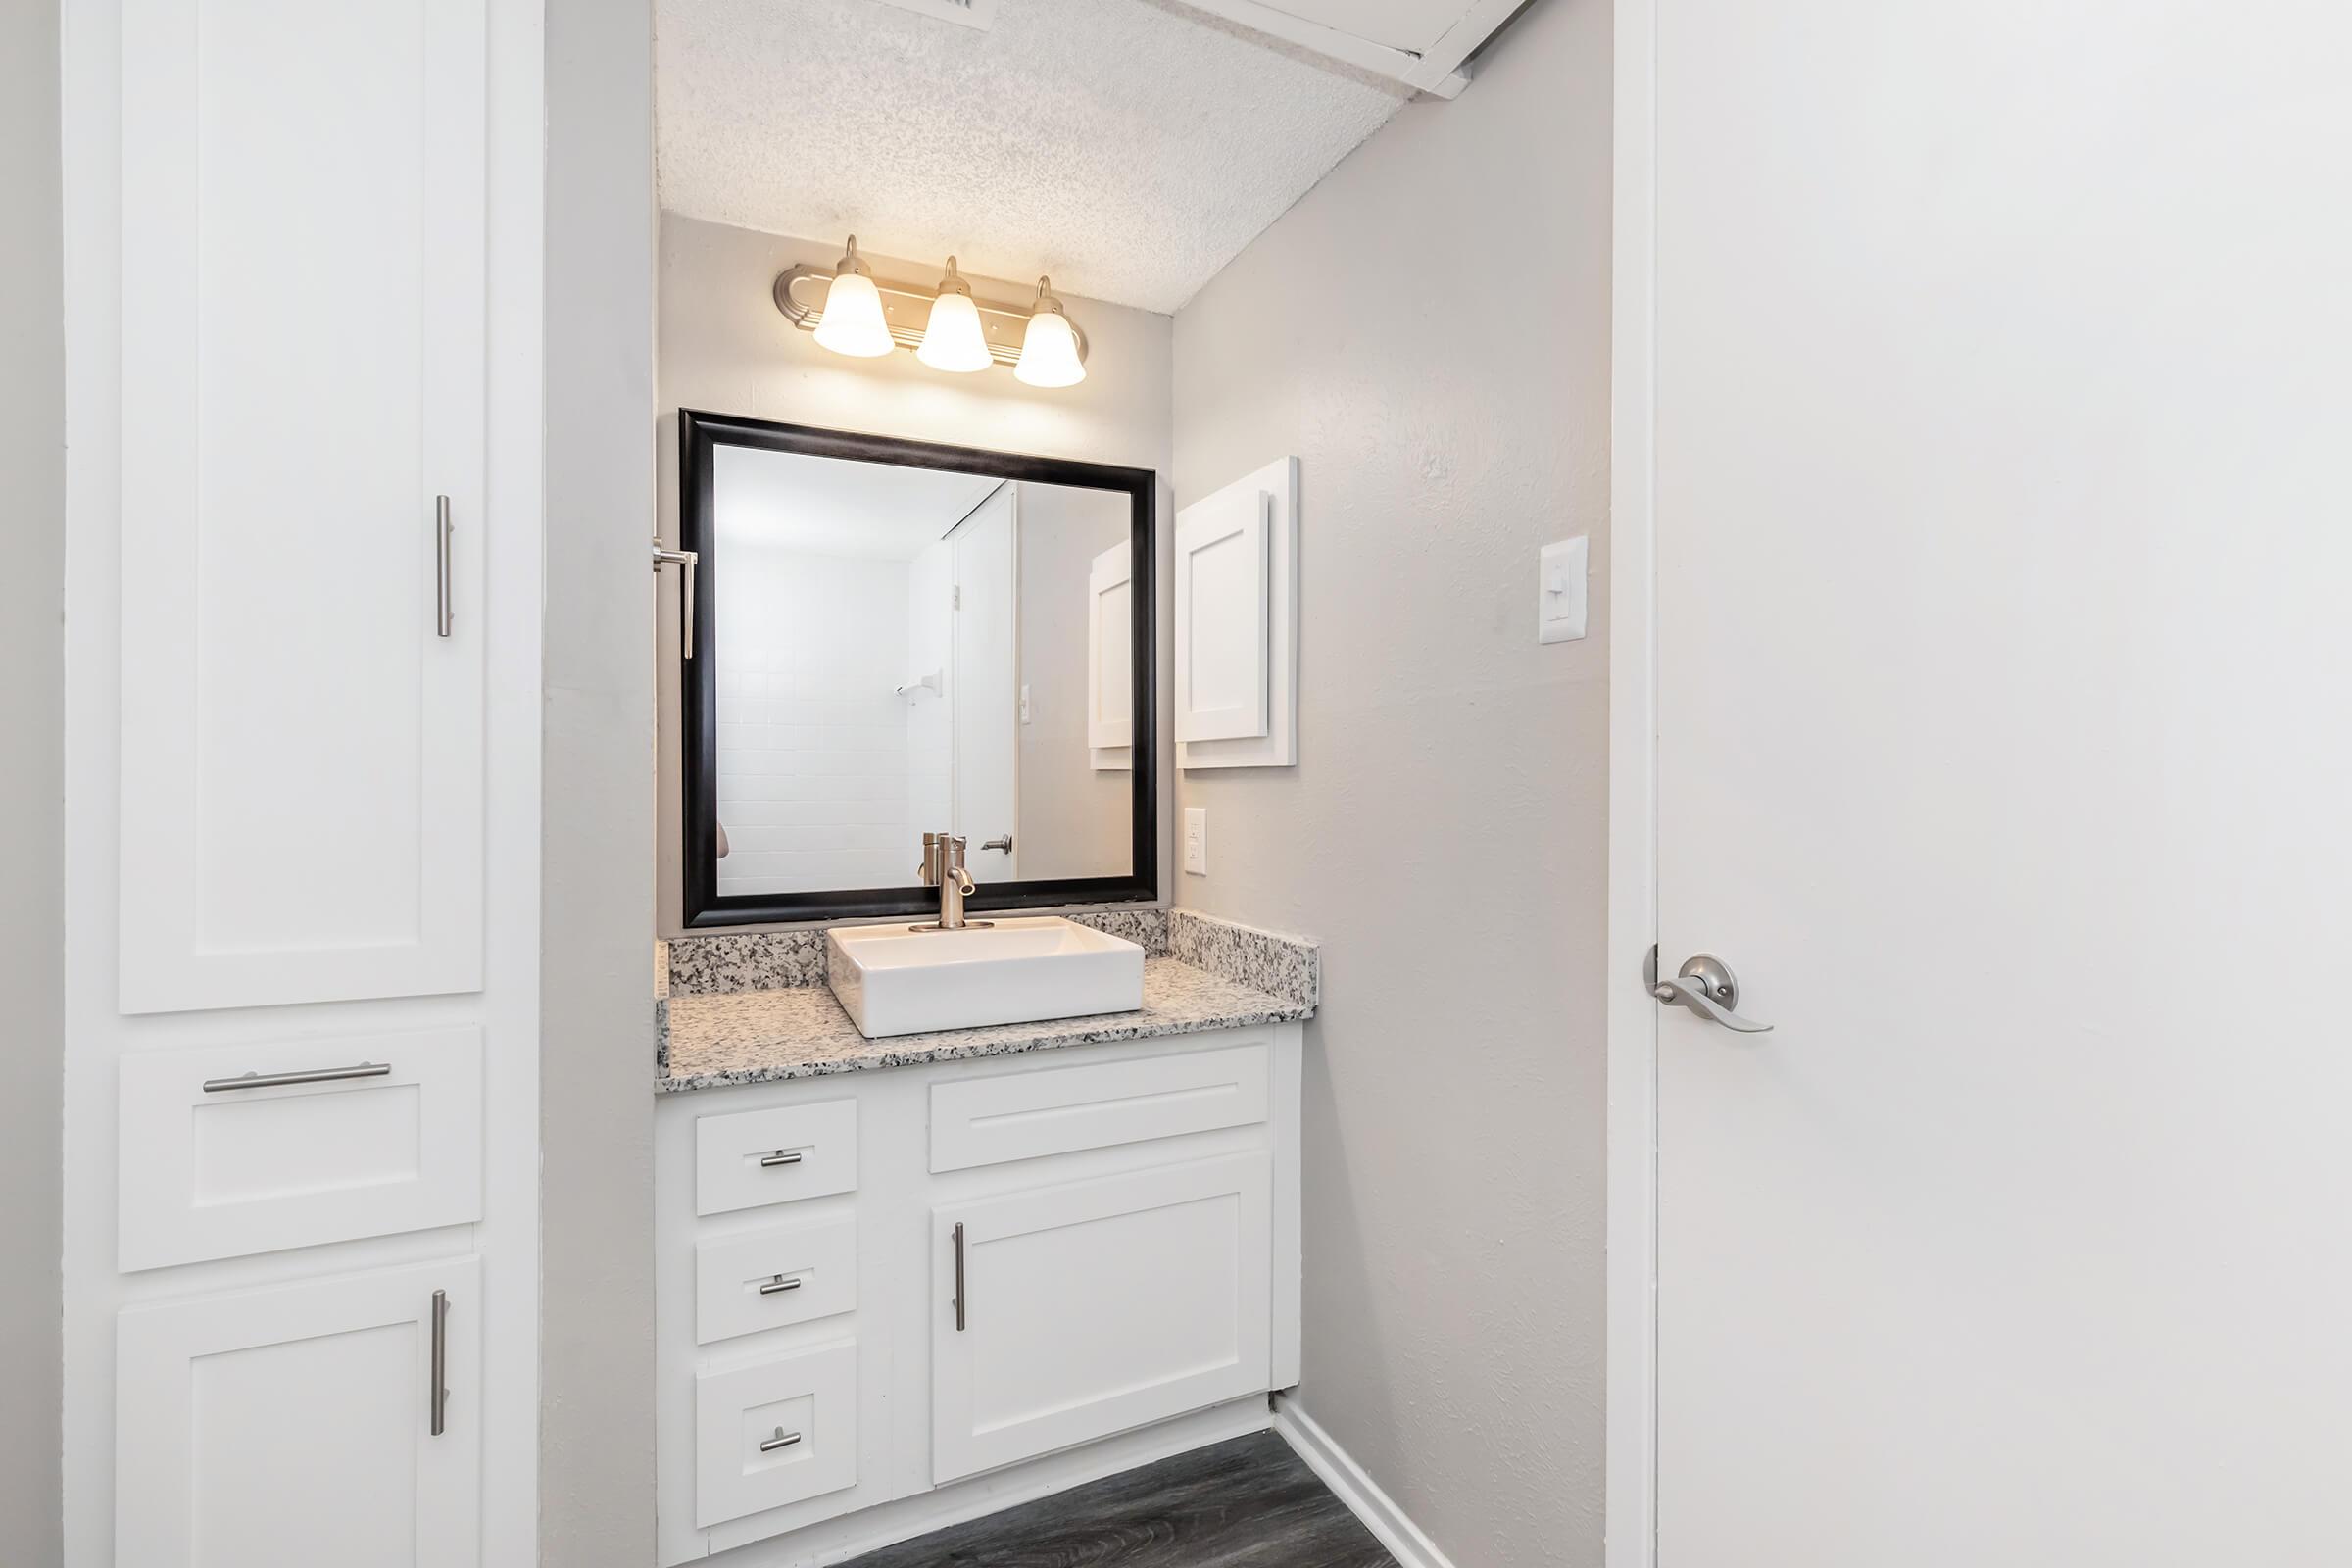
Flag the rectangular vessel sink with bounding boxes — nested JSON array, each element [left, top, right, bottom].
[[826, 917, 1146, 1040]]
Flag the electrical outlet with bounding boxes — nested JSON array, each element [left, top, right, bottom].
[[1183, 808, 1207, 875]]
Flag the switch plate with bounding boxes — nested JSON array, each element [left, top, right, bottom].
[[1539, 536, 1589, 645], [1019, 684, 1031, 724], [1183, 808, 1207, 875]]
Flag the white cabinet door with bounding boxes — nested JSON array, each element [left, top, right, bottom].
[[931, 1153, 1272, 1482], [1172, 485, 1271, 743], [117, 0, 489, 1013], [117, 1256, 481, 1568], [1086, 542, 1133, 764]]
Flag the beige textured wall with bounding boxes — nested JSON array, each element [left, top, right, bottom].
[[1170, 2, 1613, 1563], [655, 215, 1174, 931], [1015, 482, 1132, 881], [1, 0, 66, 1560], [540, 1, 658, 1561]]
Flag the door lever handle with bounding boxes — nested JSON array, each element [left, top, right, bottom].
[[1646, 946, 1774, 1034]]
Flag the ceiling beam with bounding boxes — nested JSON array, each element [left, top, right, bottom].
[[1177, 0, 1472, 99]]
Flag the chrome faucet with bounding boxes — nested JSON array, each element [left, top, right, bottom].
[[916, 831, 989, 931]]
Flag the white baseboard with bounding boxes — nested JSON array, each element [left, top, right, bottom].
[[1273, 1396, 1460, 1568]]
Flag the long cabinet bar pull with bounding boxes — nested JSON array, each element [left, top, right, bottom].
[[759, 1428, 803, 1454], [202, 1061, 391, 1094], [653, 539, 698, 660], [952, 1221, 967, 1333], [429, 1290, 451, 1438], [758, 1274, 804, 1296], [434, 495, 454, 638], [759, 1150, 805, 1168]]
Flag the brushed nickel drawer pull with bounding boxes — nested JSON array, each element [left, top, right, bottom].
[[758, 1274, 804, 1296], [759, 1427, 803, 1454], [429, 1289, 451, 1438], [202, 1061, 391, 1094], [759, 1150, 805, 1169]]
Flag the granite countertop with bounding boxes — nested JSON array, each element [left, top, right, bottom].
[[655, 909, 1317, 1094]]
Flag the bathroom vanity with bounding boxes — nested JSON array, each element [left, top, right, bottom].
[[650, 910, 1316, 1565]]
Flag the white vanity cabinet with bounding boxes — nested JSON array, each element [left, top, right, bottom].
[[655, 1024, 1304, 1566]]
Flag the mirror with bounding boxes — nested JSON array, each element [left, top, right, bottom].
[[676, 413, 1157, 925]]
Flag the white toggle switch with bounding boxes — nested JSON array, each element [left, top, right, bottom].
[[1539, 536, 1589, 644], [1184, 808, 1207, 875]]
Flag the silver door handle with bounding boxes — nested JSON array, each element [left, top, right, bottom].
[[429, 1289, 451, 1437], [951, 1221, 967, 1332], [653, 539, 698, 660], [1646, 946, 1774, 1034], [980, 835, 1013, 855], [434, 496, 454, 638]]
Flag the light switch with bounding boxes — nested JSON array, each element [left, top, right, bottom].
[[1019, 684, 1031, 724], [1539, 536, 1589, 645], [1183, 808, 1207, 875]]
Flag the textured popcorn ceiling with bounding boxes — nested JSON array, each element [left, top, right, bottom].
[[656, 0, 1412, 313]]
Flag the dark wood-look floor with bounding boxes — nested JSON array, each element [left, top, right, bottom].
[[838, 1432, 1399, 1568]]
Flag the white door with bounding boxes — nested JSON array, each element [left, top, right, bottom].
[[1647, 3, 2352, 1563], [952, 484, 1019, 878], [117, 1257, 482, 1567], [931, 1153, 1272, 1482], [116, 0, 489, 1013]]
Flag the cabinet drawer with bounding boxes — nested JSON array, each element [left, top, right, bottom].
[[697, 1218, 858, 1346], [696, 1100, 858, 1217], [928, 1039, 1271, 1173], [695, 1342, 858, 1529], [118, 1028, 482, 1271]]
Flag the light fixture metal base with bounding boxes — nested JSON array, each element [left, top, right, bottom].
[[772, 264, 1089, 369]]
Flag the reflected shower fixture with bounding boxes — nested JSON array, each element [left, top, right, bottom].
[[773, 237, 1091, 385]]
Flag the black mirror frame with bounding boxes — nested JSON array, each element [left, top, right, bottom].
[[676, 410, 1159, 928]]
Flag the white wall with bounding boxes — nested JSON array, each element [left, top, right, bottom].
[[1170, 2, 1611, 1564], [0, 0, 65, 1559], [715, 547, 912, 895], [657, 214, 1174, 930], [1017, 483, 1133, 881], [540, 0, 656, 1562]]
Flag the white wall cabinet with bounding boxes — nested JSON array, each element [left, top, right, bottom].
[[116, 1257, 483, 1568], [116, 0, 491, 1015], [931, 1154, 1272, 1483], [655, 1027, 1303, 1567], [1175, 458, 1298, 770], [65, 0, 541, 1559]]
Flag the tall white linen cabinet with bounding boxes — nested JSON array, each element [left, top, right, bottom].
[[61, 0, 546, 1562]]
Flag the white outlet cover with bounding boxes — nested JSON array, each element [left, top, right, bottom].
[[1540, 536, 1590, 644], [1184, 808, 1207, 875]]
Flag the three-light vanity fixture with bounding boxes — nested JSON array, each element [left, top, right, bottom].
[[773, 236, 1088, 387]]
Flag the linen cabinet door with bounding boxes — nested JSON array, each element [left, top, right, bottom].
[[116, 1256, 481, 1568], [116, 0, 490, 1013], [931, 1153, 1273, 1483]]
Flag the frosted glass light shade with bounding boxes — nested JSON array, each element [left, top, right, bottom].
[[813, 270, 894, 357], [916, 289, 992, 372], [1014, 307, 1086, 388]]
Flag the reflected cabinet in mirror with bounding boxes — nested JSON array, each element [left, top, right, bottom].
[[677, 413, 1157, 926]]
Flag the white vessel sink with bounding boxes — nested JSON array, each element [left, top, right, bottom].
[[826, 917, 1146, 1040]]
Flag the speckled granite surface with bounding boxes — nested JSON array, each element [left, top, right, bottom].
[[656, 910, 1317, 1093]]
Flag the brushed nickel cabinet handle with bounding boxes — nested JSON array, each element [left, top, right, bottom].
[[952, 1221, 967, 1333], [759, 1427, 803, 1454], [435, 496, 454, 638], [429, 1289, 450, 1437], [758, 1274, 804, 1296], [759, 1150, 804, 1169], [202, 1061, 391, 1094]]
